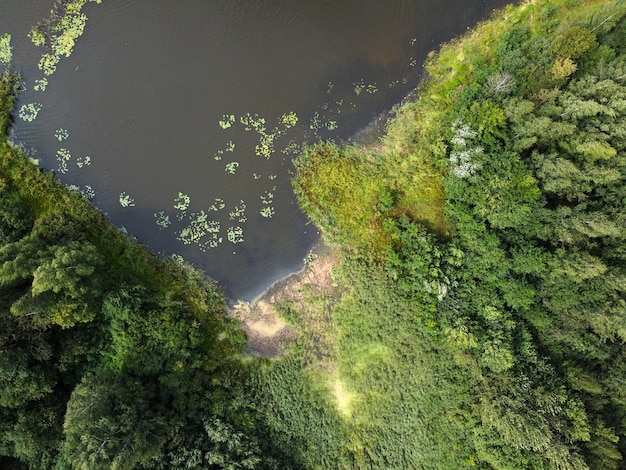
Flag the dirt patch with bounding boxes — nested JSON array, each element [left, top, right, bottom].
[[229, 242, 341, 358]]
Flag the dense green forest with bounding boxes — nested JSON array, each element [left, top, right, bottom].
[[2, 0, 626, 468]]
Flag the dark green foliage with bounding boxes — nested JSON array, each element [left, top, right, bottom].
[[62, 371, 167, 470]]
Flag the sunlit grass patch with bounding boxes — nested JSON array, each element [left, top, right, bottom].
[[294, 142, 392, 255], [330, 375, 356, 418]]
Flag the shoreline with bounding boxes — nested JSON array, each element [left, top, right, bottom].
[[228, 241, 339, 357]]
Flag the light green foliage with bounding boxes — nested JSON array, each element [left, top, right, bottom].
[[229, 200, 247, 223], [227, 226, 244, 244], [208, 197, 225, 212], [154, 211, 171, 229], [280, 111, 298, 128], [218, 114, 235, 129], [81, 185, 95, 199], [0, 34, 12, 65], [56, 148, 71, 174], [224, 161, 239, 174], [30, 0, 103, 76], [259, 190, 274, 205], [118, 192, 135, 207], [33, 78, 48, 92], [54, 129, 69, 142], [173, 191, 190, 211], [18, 103, 42, 122], [259, 206, 274, 218], [75, 155, 90, 168]]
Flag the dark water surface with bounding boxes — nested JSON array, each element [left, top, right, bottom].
[[0, 0, 511, 300]]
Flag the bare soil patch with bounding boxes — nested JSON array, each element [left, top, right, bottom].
[[229, 242, 340, 358]]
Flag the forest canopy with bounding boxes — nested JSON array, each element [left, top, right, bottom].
[[1, 0, 626, 468]]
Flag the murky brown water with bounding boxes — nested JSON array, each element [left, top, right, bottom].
[[0, 0, 511, 299]]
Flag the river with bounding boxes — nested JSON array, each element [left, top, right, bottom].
[[0, 0, 511, 300]]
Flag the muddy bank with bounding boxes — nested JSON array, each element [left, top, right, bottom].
[[229, 242, 339, 358]]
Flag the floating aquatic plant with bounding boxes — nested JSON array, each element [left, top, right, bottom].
[[208, 198, 225, 212], [253, 173, 261, 180], [240, 113, 266, 133], [255, 134, 275, 159], [18, 103, 42, 122], [173, 192, 190, 211], [282, 140, 300, 156], [260, 206, 275, 218], [214, 140, 235, 160], [310, 112, 322, 130], [227, 226, 244, 244], [280, 112, 298, 128], [354, 79, 365, 95], [268, 174, 277, 181], [260, 190, 274, 205], [309, 111, 338, 132], [68, 184, 97, 200], [81, 185, 95, 200], [33, 78, 48, 91], [119, 192, 135, 207], [154, 211, 171, 229], [56, 148, 71, 174], [225, 161, 239, 174], [30, 0, 102, 76], [0, 33, 12, 65], [229, 200, 247, 223], [366, 84, 378, 94], [76, 156, 91, 168], [219, 114, 235, 129], [55, 128, 69, 141], [178, 211, 222, 252]]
